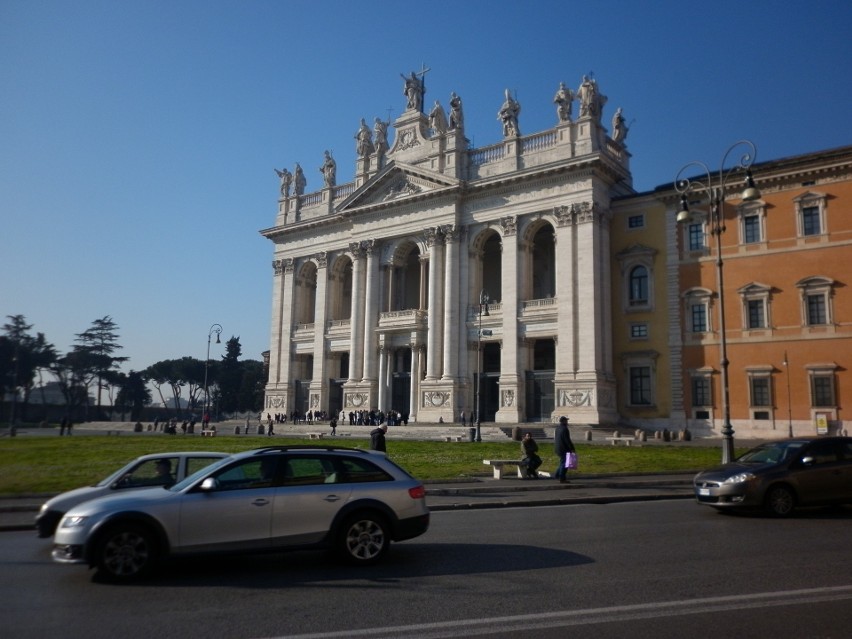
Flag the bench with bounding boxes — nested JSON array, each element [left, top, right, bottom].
[[606, 436, 634, 446], [444, 435, 464, 442], [201, 429, 216, 437], [482, 459, 551, 480], [307, 432, 325, 440]]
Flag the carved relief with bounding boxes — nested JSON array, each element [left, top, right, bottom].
[[314, 251, 327, 269], [398, 129, 421, 151], [558, 388, 593, 407], [502, 389, 515, 407], [266, 395, 287, 409], [349, 241, 367, 260], [423, 391, 450, 407], [383, 178, 422, 201], [310, 394, 320, 408], [345, 392, 368, 408]]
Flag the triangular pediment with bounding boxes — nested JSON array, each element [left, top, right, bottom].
[[336, 161, 460, 213]]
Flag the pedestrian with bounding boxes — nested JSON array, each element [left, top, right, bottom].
[[329, 416, 337, 436], [554, 416, 576, 483], [521, 432, 542, 479], [59, 415, 68, 436], [370, 424, 388, 452], [460, 411, 466, 427]]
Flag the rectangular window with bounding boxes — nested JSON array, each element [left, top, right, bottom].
[[628, 214, 645, 229], [750, 377, 771, 407], [747, 299, 765, 329], [743, 215, 761, 243], [630, 323, 648, 339], [802, 206, 821, 236], [629, 366, 652, 405], [811, 375, 835, 407], [688, 223, 704, 251], [692, 378, 711, 407], [690, 303, 707, 333], [807, 294, 827, 325]]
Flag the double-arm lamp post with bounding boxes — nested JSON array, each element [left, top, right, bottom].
[[674, 140, 761, 464], [475, 289, 490, 443], [203, 324, 223, 421]]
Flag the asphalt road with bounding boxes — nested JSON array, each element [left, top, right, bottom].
[[3, 500, 851, 638]]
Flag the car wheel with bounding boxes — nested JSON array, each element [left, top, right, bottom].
[[337, 512, 389, 565], [765, 485, 796, 517], [95, 524, 157, 582]]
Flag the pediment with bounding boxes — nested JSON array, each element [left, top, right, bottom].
[[336, 162, 460, 213]]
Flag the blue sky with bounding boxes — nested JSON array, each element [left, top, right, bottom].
[[2, 0, 851, 376]]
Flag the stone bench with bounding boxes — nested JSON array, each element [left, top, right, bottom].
[[307, 432, 325, 440], [606, 436, 634, 446], [201, 429, 216, 437], [444, 435, 464, 442], [482, 459, 552, 480]]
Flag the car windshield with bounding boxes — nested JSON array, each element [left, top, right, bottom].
[[169, 455, 232, 492], [737, 441, 806, 464]]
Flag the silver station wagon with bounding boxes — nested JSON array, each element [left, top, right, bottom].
[[52, 446, 430, 581], [693, 437, 852, 516], [36, 451, 228, 537]]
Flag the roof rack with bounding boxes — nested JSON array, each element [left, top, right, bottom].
[[249, 445, 373, 455]]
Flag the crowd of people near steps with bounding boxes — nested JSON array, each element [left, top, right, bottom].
[[264, 408, 407, 428]]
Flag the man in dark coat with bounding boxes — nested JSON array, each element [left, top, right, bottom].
[[370, 424, 388, 452], [554, 416, 576, 483]]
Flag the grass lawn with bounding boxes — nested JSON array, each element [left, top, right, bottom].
[[0, 435, 730, 495]]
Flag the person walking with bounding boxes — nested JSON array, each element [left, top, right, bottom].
[[370, 424, 388, 452], [329, 416, 338, 436], [554, 416, 576, 484]]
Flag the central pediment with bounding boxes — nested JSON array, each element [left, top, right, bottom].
[[336, 161, 461, 213]]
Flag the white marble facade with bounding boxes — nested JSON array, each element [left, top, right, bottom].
[[261, 74, 633, 424]]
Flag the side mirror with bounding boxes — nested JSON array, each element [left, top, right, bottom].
[[199, 477, 219, 492]]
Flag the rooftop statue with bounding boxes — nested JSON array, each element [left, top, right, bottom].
[[553, 82, 574, 123], [577, 75, 607, 121], [612, 107, 629, 143], [449, 92, 464, 131], [319, 150, 336, 188], [429, 100, 448, 135], [355, 118, 374, 158], [274, 167, 292, 198], [401, 70, 425, 112], [373, 117, 389, 157], [497, 89, 521, 137], [293, 163, 306, 196]]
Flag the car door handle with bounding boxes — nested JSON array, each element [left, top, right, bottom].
[[323, 495, 341, 502], [251, 499, 270, 506]]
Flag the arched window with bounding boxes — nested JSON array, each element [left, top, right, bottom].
[[629, 266, 648, 306]]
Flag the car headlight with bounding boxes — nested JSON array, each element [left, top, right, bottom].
[[60, 515, 88, 528], [723, 472, 755, 485]]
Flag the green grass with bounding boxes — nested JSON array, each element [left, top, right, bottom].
[[0, 435, 732, 495]]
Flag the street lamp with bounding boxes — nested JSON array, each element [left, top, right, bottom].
[[475, 289, 490, 443], [203, 324, 223, 426], [783, 351, 793, 438], [674, 140, 761, 464]]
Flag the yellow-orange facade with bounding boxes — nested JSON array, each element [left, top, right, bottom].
[[612, 146, 852, 439]]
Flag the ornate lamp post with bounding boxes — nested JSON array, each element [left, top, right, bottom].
[[203, 324, 223, 424], [475, 289, 490, 443], [674, 140, 761, 464]]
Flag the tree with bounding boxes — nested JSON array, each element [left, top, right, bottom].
[[115, 370, 152, 421], [74, 316, 127, 419], [217, 336, 243, 414], [238, 359, 266, 412], [1, 315, 57, 423]]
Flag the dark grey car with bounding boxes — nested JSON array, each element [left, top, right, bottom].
[[693, 437, 852, 516]]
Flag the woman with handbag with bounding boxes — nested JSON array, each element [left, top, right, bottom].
[[554, 416, 576, 484]]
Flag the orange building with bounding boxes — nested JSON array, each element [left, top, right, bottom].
[[612, 145, 852, 439]]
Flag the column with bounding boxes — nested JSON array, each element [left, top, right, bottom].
[[311, 252, 329, 407], [554, 206, 577, 374], [442, 225, 460, 380], [268, 258, 295, 387], [377, 346, 387, 410], [362, 240, 379, 382], [409, 345, 421, 422], [348, 242, 366, 381], [424, 228, 444, 380], [498, 218, 521, 420]]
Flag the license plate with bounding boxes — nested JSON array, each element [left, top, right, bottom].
[[698, 488, 710, 496]]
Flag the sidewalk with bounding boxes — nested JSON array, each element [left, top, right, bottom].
[[0, 472, 696, 533]]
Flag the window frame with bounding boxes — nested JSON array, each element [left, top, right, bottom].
[[794, 192, 827, 238], [796, 276, 834, 327]]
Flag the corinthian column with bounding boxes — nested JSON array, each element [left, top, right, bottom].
[[361, 240, 380, 382], [442, 225, 461, 380], [424, 228, 444, 380], [348, 242, 366, 382]]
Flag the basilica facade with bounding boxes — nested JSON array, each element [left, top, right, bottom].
[[262, 73, 632, 425]]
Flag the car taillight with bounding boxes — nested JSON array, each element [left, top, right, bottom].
[[408, 485, 426, 499]]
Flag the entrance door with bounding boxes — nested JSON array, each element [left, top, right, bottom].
[[328, 379, 344, 417], [525, 371, 555, 422], [390, 373, 411, 420]]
